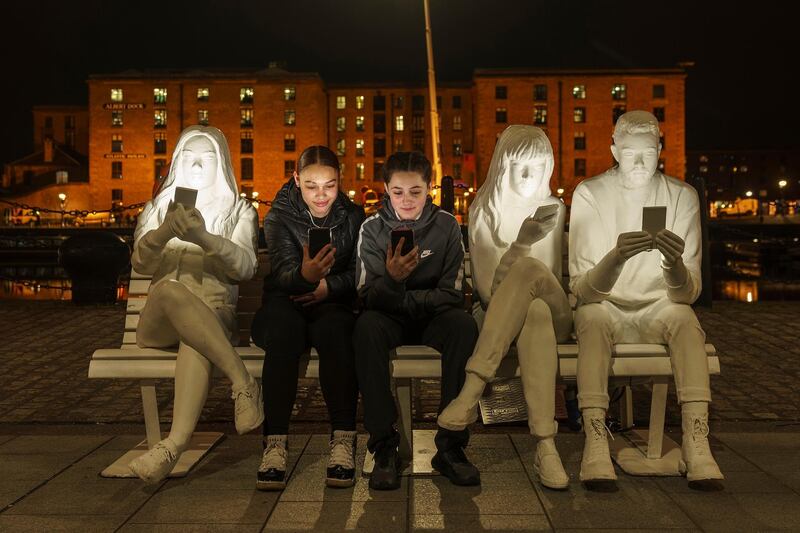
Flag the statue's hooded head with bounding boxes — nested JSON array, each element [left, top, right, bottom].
[[611, 110, 662, 189], [136, 126, 240, 241], [469, 125, 555, 247]]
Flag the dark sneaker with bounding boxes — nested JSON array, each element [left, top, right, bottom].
[[256, 435, 288, 491], [431, 447, 481, 486], [326, 430, 357, 488], [369, 441, 401, 491]]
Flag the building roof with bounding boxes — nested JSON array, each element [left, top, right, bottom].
[[473, 67, 686, 78], [88, 66, 322, 82], [6, 144, 87, 168], [326, 80, 472, 90]]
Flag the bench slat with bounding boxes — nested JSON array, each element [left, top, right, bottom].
[[129, 279, 151, 295]]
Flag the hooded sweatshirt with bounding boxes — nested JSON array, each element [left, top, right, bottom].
[[355, 195, 465, 318]]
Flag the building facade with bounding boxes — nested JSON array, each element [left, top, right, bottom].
[[32, 105, 89, 156]]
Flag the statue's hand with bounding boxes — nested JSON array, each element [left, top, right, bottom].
[[171, 204, 209, 246], [516, 213, 557, 246], [655, 229, 685, 266], [614, 231, 653, 262]]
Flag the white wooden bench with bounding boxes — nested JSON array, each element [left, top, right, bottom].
[[89, 244, 720, 479]]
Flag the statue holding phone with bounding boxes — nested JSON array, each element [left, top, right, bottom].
[[437, 125, 573, 490], [128, 126, 262, 483], [569, 110, 723, 487]]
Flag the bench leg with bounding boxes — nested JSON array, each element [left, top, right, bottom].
[[619, 385, 634, 429], [395, 378, 413, 461], [647, 378, 668, 459], [141, 381, 161, 449]]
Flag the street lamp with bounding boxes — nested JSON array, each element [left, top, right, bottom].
[[58, 193, 67, 227], [778, 179, 787, 215], [556, 188, 565, 196], [745, 190, 753, 197]]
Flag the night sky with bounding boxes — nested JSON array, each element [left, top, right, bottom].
[[2, 0, 796, 166]]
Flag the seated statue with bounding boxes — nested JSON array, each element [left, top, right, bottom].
[[569, 110, 723, 486], [127, 125, 263, 483], [438, 125, 573, 490]]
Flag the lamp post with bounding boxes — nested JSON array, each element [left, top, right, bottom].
[[778, 179, 787, 215], [423, 0, 443, 200], [58, 193, 67, 227]]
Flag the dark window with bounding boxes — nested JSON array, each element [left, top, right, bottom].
[[658, 159, 666, 172], [111, 134, 123, 153], [412, 133, 425, 152], [453, 139, 462, 156], [412, 95, 425, 111], [373, 114, 386, 134], [452, 95, 462, 109], [653, 107, 666, 122], [374, 161, 384, 179], [574, 158, 586, 177], [653, 84, 666, 98], [574, 132, 586, 150], [436, 95, 442, 109], [112, 189, 123, 203], [65, 115, 75, 129], [284, 160, 295, 178], [412, 114, 425, 131], [241, 158, 253, 180], [534, 84, 548, 101], [453, 163, 461, 179], [44, 116, 53, 129], [65, 130, 75, 148], [660, 135, 666, 149], [111, 161, 123, 180], [241, 132, 253, 153], [374, 137, 386, 158], [613, 105, 627, 123], [394, 96, 404, 109], [373, 95, 386, 111], [153, 133, 166, 155], [495, 108, 507, 123], [495, 85, 507, 99], [284, 133, 296, 152], [154, 159, 167, 181]]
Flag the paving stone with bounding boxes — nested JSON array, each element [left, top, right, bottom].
[[0, 435, 110, 455], [120, 524, 261, 532], [668, 492, 800, 531], [411, 472, 544, 515], [0, 514, 127, 532], [411, 513, 552, 531], [129, 487, 278, 524], [4, 479, 158, 516], [263, 501, 407, 532]]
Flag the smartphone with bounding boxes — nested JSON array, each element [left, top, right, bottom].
[[531, 203, 559, 221], [308, 227, 332, 258], [174, 186, 198, 208], [391, 228, 415, 256], [642, 206, 667, 249]]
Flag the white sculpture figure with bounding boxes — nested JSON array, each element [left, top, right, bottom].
[[127, 125, 263, 483], [569, 110, 723, 485], [438, 125, 573, 489]]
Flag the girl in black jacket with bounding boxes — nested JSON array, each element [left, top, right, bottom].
[[251, 146, 365, 490]]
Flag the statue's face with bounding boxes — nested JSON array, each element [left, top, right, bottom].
[[295, 163, 339, 218], [508, 157, 547, 198], [387, 171, 428, 221], [180, 135, 218, 189], [612, 132, 660, 189]]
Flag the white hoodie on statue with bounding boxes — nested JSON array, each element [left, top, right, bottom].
[[568, 168, 702, 310]]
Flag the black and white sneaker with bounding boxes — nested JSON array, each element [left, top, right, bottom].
[[326, 430, 357, 488], [256, 435, 288, 491]]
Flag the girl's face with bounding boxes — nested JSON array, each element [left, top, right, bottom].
[[507, 156, 547, 198], [179, 135, 218, 189], [387, 171, 428, 220], [295, 163, 338, 218]]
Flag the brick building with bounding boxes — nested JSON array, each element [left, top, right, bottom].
[[32, 105, 89, 156]]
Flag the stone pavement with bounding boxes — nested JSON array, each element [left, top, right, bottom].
[[1, 300, 799, 427], [1, 428, 799, 531]]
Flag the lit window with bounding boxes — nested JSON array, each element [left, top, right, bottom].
[[284, 86, 296, 101], [653, 84, 665, 98], [453, 139, 462, 156], [154, 88, 167, 105], [111, 111, 123, 127], [572, 85, 586, 99], [111, 88, 123, 102], [356, 138, 365, 156], [613, 105, 626, 123], [356, 162, 365, 181], [284, 133, 296, 152], [111, 134, 123, 153], [154, 132, 167, 154], [154, 110, 167, 128], [496, 107, 507, 123], [534, 105, 547, 125], [653, 107, 665, 122], [534, 84, 547, 101], [336, 96, 346, 109], [453, 115, 462, 131], [336, 116, 346, 132], [699, 166, 708, 173], [198, 109, 209, 126], [339, 162, 346, 178], [111, 161, 123, 180], [574, 132, 586, 150], [241, 158, 253, 180], [284, 160, 296, 178], [240, 109, 253, 128], [240, 87, 254, 104], [495, 86, 507, 99], [395, 115, 404, 132], [699, 155, 709, 163], [284, 109, 296, 126], [573, 107, 586, 123], [355, 95, 365, 109], [336, 138, 345, 156], [741, 165, 749, 173], [197, 87, 209, 101], [575, 158, 586, 177], [611, 83, 627, 100], [355, 116, 365, 132], [241, 131, 253, 153]]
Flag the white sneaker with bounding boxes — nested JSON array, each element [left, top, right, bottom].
[[256, 435, 288, 491], [232, 375, 264, 435], [327, 430, 357, 488], [534, 438, 569, 490], [579, 409, 617, 482], [680, 405, 724, 482], [128, 438, 180, 484]]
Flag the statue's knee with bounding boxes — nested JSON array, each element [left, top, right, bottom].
[[151, 280, 189, 306], [575, 303, 612, 334], [508, 256, 548, 280]]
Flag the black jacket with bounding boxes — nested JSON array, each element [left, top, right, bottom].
[[262, 178, 365, 304], [355, 195, 465, 318]]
